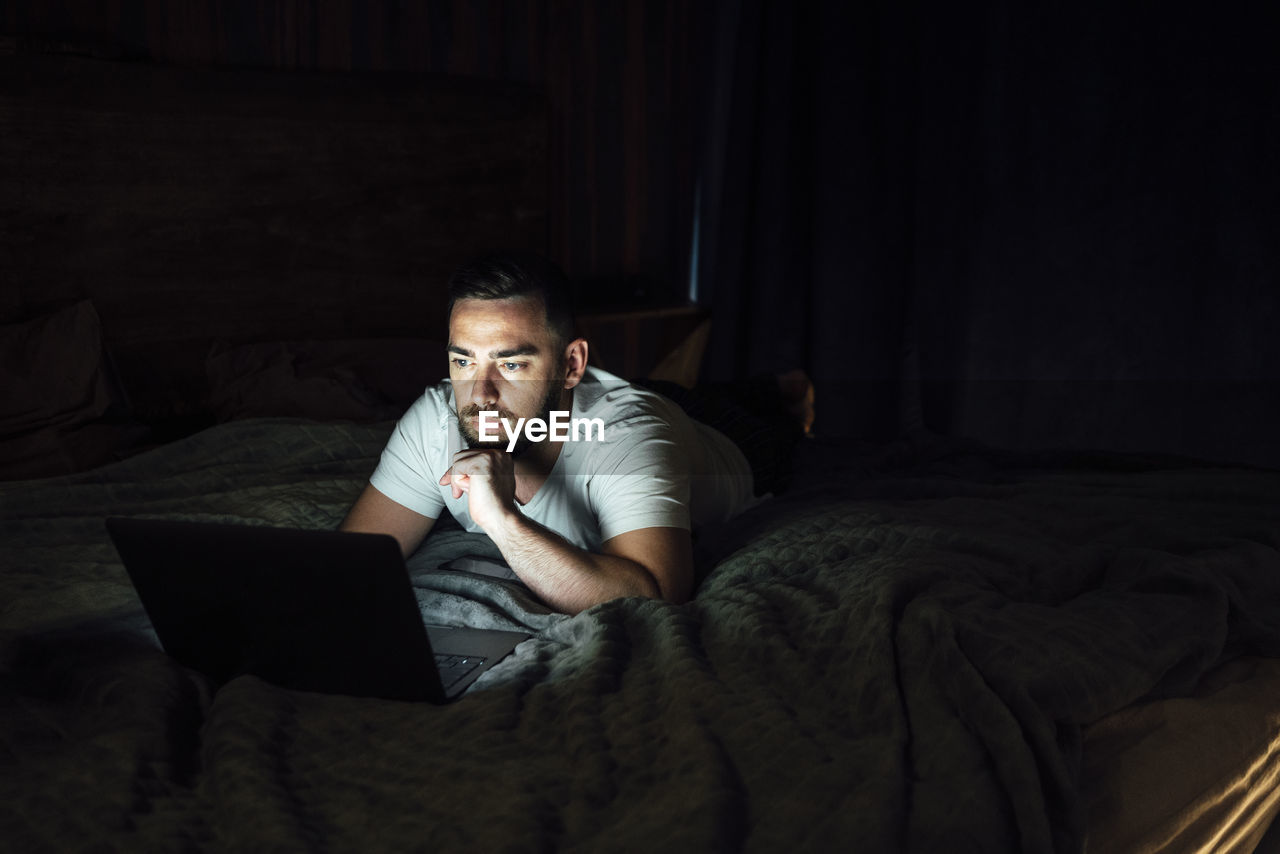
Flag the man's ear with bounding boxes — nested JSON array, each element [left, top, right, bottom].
[[562, 338, 589, 389]]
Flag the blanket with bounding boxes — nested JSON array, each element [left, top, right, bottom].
[[2, 418, 1279, 852]]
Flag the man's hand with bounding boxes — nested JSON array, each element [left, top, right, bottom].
[[438, 448, 519, 531], [437, 449, 692, 614], [486, 515, 692, 614]]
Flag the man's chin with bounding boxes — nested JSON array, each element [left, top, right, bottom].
[[460, 427, 526, 456], [461, 429, 504, 450]]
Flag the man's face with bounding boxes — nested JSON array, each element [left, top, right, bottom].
[[448, 296, 565, 457]]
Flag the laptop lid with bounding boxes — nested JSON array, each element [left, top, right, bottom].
[[105, 517, 526, 703]]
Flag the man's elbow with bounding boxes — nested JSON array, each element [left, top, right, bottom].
[[599, 564, 664, 607], [644, 568, 692, 606], [577, 566, 679, 614]]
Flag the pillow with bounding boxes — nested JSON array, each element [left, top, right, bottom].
[[0, 299, 113, 438], [205, 337, 447, 422], [0, 300, 116, 478]]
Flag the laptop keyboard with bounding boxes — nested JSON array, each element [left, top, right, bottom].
[[434, 653, 485, 690]]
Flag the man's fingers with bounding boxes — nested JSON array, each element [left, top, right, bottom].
[[440, 452, 494, 499], [439, 449, 512, 503], [448, 448, 499, 466], [439, 469, 468, 499], [444, 449, 507, 479]]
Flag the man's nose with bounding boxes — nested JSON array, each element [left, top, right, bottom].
[[470, 366, 500, 407]]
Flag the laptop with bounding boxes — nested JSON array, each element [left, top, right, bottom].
[[105, 517, 530, 703]]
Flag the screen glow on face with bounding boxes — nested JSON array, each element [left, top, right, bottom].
[[448, 297, 566, 456]]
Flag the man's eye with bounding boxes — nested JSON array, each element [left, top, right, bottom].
[[452, 358, 471, 369], [502, 362, 524, 372]]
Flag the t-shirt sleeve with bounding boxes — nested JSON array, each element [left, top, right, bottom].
[[368, 400, 447, 520], [586, 414, 692, 541]]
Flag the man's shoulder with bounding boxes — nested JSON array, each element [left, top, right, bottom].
[[402, 378, 454, 414], [568, 369, 695, 470], [392, 378, 456, 438], [575, 367, 679, 423]]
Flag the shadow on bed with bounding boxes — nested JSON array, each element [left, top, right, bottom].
[[3, 617, 210, 787]]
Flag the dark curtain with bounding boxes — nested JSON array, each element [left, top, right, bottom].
[[697, 0, 1280, 468], [697, 0, 919, 441]]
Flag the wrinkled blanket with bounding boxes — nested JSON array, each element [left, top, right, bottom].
[[2, 418, 1279, 853]]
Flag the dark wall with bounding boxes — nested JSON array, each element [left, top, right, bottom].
[[1, 50, 549, 419], [1, 0, 707, 302]]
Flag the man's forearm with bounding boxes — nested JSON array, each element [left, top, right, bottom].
[[485, 510, 660, 615]]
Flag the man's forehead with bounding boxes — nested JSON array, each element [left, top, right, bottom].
[[449, 295, 546, 325], [448, 296, 553, 354]]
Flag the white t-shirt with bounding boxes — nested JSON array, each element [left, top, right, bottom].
[[369, 367, 757, 551]]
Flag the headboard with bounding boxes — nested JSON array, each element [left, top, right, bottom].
[[0, 51, 548, 422]]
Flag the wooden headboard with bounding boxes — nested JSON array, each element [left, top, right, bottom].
[[1, 51, 547, 418]]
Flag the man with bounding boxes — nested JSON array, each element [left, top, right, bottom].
[[341, 252, 782, 615]]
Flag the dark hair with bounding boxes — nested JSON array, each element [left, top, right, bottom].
[[447, 251, 576, 347]]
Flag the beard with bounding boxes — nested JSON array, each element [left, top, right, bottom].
[[456, 382, 564, 459]]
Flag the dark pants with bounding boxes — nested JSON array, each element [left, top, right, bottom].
[[635, 376, 804, 496]]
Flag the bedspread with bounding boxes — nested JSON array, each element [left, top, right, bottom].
[[3, 419, 1279, 853]]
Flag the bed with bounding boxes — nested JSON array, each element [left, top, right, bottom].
[[4, 50, 1280, 854], [1, 413, 1278, 852]]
